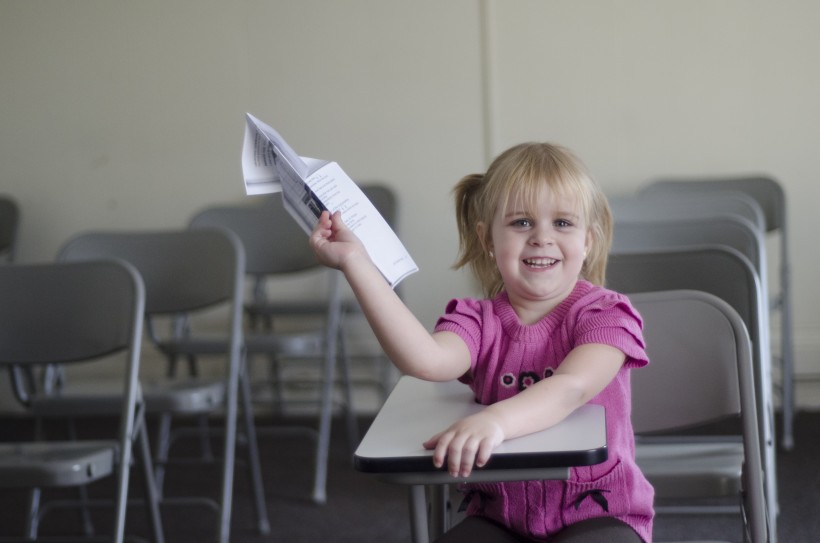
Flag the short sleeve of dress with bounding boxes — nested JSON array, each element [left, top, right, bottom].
[[434, 298, 484, 371], [574, 291, 648, 369]]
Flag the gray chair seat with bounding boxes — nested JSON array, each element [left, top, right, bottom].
[[636, 441, 744, 497], [142, 379, 226, 413], [30, 378, 226, 416], [0, 441, 117, 487]]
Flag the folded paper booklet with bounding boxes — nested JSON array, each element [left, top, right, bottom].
[[241, 113, 418, 288]]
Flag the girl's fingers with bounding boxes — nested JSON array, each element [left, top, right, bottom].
[[475, 440, 493, 468], [455, 437, 481, 477], [427, 422, 500, 477], [422, 431, 443, 450], [431, 432, 453, 469]]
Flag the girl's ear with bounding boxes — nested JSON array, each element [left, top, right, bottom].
[[584, 231, 593, 259], [476, 221, 492, 253]]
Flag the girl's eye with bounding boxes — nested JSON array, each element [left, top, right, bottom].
[[512, 218, 532, 228], [555, 219, 573, 228]]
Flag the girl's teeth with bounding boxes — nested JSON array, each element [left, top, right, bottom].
[[525, 258, 556, 267]]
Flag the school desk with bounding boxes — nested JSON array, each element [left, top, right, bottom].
[[354, 376, 608, 542]]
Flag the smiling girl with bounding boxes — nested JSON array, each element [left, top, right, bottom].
[[310, 142, 654, 542]]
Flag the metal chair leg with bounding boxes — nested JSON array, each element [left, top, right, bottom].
[[337, 328, 359, 453], [25, 488, 41, 540], [312, 347, 335, 505], [216, 346, 241, 543], [239, 356, 271, 534], [153, 413, 172, 496], [136, 412, 165, 543]]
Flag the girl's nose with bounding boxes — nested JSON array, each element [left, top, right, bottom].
[[529, 226, 554, 246]]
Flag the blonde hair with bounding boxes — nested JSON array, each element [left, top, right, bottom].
[[453, 142, 613, 297]]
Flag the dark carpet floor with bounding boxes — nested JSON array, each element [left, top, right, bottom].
[[1, 409, 818, 542]]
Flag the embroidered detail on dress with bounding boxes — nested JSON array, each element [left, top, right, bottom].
[[518, 371, 540, 390], [500, 373, 516, 388], [574, 489, 610, 512], [500, 369, 556, 391]]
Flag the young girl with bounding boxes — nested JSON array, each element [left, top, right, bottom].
[[310, 142, 654, 542]]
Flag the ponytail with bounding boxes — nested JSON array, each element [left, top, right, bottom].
[[452, 173, 504, 297]]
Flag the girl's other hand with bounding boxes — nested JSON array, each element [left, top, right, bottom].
[[422, 411, 505, 478]]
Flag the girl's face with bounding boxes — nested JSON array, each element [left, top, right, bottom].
[[485, 186, 590, 322]]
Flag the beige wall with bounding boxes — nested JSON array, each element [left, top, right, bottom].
[[3, 1, 820, 401]]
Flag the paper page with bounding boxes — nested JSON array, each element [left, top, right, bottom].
[[241, 113, 311, 195], [305, 162, 418, 287], [241, 113, 418, 287]]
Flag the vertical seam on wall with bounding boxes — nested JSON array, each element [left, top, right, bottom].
[[479, 0, 496, 166]]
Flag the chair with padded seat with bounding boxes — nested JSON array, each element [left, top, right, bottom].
[[0, 260, 164, 543], [607, 246, 778, 541], [0, 195, 20, 263], [640, 175, 795, 451], [630, 289, 769, 543], [189, 193, 357, 505], [57, 228, 269, 543]]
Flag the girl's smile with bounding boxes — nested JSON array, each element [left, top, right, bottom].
[[522, 257, 559, 269]]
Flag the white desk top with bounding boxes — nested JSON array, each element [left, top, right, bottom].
[[354, 376, 607, 483]]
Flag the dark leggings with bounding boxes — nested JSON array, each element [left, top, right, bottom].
[[433, 515, 644, 543]]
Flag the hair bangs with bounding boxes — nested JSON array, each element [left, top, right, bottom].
[[495, 145, 592, 224]]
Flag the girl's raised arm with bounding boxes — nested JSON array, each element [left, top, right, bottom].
[[310, 210, 470, 382]]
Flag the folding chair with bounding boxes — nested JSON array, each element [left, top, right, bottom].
[[630, 289, 769, 542], [607, 246, 778, 540], [58, 229, 268, 543], [0, 260, 163, 543], [612, 215, 775, 474], [640, 175, 795, 450], [189, 194, 356, 504], [0, 195, 19, 263]]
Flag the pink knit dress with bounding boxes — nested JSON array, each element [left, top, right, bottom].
[[434, 280, 655, 542]]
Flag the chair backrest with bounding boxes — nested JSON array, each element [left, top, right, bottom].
[[188, 185, 399, 277], [630, 290, 745, 434], [611, 214, 767, 279], [57, 228, 245, 316], [361, 183, 398, 229], [0, 195, 20, 263], [0, 260, 144, 366], [189, 194, 317, 277], [609, 190, 766, 233], [629, 290, 767, 542], [640, 175, 785, 233], [607, 246, 763, 348]]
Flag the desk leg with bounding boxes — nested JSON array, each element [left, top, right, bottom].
[[428, 484, 450, 539], [409, 485, 429, 543]]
